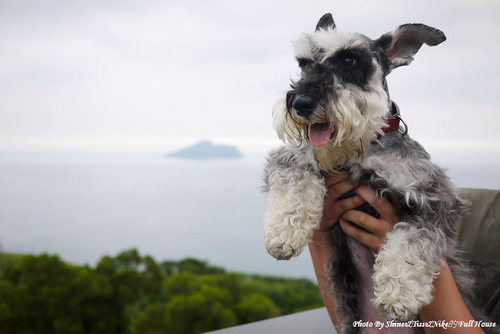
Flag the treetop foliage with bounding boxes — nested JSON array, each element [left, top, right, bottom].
[[0, 249, 323, 334]]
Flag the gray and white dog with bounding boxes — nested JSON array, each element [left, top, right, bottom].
[[263, 13, 495, 333]]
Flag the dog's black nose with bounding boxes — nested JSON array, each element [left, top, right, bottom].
[[292, 95, 315, 117]]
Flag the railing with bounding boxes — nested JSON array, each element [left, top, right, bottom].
[[205, 307, 336, 334]]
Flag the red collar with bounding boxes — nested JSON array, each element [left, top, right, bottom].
[[383, 116, 400, 132], [382, 102, 407, 135]]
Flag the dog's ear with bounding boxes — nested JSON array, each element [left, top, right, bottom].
[[377, 24, 446, 69], [315, 13, 336, 31]]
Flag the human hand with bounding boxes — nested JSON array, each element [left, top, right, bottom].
[[311, 172, 366, 246], [339, 185, 400, 251], [319, 172, 367, 230]]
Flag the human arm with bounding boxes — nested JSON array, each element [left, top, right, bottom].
[[309, 234, 339, 326], [418, 262, 484, 334], [308, 172, 366, 327]]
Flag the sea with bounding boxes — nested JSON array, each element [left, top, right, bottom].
[[0, 150, 499, 281]]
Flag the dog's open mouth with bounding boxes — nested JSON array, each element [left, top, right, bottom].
[[309, 122, 335, 147]]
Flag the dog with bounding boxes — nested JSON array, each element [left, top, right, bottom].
[[263, 13, 496, 333]]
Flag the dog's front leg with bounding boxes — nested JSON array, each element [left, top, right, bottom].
[[371, 221, 445, 321], [263, 145, 326, 260]]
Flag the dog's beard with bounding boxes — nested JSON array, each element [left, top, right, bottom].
[[274, 86, 388, 173]]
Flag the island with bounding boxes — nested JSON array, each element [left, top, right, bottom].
[[165, 140, 243, 160]]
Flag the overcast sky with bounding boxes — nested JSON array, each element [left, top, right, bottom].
[[1, 0, 499, 156]]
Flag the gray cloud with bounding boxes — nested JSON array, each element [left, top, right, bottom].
[[0, 0, 499, 153]]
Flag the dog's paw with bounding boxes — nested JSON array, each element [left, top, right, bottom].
[[264, 225, 310, 260], [265, 241, 303, 260], [372, 278, 431, 321], [263, 171, 325, 260], [371, 227, 440, 321]]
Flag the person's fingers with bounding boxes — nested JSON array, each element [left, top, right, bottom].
[[324, 173, 354, 200], [321, 173, 366, 229], [354, 185, 399, 226], [322, 193, 365, 225], [324, 180, 356, 205], [339, 217, 382, 251], [325, 171, 350, 188], [341, 209, 392, 238], [337, 185, 402, 251]]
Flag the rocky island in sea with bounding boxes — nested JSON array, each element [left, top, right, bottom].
[[165, 140, 242, 160]]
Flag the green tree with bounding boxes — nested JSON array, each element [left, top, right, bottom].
[[165, 285, 237, 333], [141, 255, 163, 296], [0, 250, 323, 333], [200, 273, 242, 304], [234, 294, 281, 323], [71, 267, 120, 333], [161, 258, 225, 276], [16, 254, 81, 333], [240, 276, 323, 315], [163, 271, 199, 296], [131, 303, 169, 334], [0, 254, 121, 333], [0, 280, 30, 333], [95, 249, 166, 332]]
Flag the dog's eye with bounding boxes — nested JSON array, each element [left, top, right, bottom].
[[342, 57, 356, 67], [297, 58, 312, 68]]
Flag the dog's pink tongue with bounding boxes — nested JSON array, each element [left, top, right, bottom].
[[309, 122, 334, 147]]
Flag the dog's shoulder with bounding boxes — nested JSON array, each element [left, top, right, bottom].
[[347, 132, 443, 191], [370, 131, 431, 161]]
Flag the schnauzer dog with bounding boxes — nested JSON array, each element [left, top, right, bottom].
[[263, 13, 495, 333]]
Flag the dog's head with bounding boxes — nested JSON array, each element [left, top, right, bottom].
[[273, 13, 445, 172]]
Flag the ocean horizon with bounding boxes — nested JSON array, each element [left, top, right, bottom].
[[1, 150, 499, 281]]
